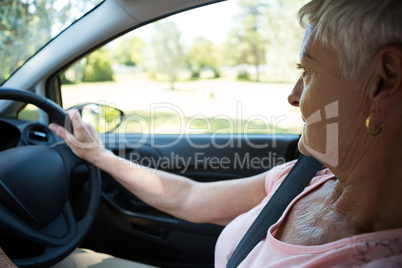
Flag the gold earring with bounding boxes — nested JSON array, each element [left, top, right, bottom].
[[365, 112, 384, 136]]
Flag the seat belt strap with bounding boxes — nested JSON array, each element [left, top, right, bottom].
[[226, 155, 322, 268]]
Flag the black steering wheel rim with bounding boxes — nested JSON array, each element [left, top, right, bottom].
[[0, 87, 101, 267]]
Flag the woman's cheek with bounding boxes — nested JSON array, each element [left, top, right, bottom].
[[298, 93, 329, 155]]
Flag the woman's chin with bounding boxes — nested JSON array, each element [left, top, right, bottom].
[[297, 135, 311, 156]]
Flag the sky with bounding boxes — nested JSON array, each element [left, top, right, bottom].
[[132, 0, 240, 45]]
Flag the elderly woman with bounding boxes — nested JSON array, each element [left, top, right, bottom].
[[2, 0, 402, 266]]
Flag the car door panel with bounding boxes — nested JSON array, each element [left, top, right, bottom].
[[81, 133, 299, 267], [103, 133, 300, 179]]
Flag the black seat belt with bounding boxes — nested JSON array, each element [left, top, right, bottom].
[[226, 155, 322, 268]]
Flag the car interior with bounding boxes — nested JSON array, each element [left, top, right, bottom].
[[0, 0, 305, 267]]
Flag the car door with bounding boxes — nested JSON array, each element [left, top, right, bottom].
[[54, 1, 305, 267], [76, 133, 299, 267]]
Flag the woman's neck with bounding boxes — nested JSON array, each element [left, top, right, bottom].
[[330, 151, 402, 233]]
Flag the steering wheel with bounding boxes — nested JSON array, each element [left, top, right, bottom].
[[0, 88, 101, 267]]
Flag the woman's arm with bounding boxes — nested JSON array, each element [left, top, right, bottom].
[[49, 110, 267, 226]]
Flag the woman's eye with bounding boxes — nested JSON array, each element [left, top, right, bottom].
[[296, 63, 304, 71], [296, 63, 307, 75], [296, 63, 311, 85]]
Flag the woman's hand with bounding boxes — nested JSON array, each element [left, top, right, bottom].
[[49, 109, 108, 164], [0, 248, 17, 268]]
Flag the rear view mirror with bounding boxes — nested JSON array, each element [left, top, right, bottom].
[[68, 103, 124, 133]]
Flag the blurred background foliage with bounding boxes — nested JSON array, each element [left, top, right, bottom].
[[1, 0, 306, 87], [0, 0, 100, 84]]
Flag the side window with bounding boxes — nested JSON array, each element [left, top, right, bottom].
[[18, 104, 40, 122], [60, 0, 306, 135]]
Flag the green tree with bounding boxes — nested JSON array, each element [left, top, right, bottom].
[[61, 58, 86, 84], [113, 36, 146, 66], [0, 0, 98, 84], [263, 0, 308, 82], [224, 0, 268, 82], [144, 21, 185, 90], [82, 47, 114, 82], [187, 37, 221, 79]]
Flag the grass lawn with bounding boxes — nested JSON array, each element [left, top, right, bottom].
[[61, 73, 302, 134]]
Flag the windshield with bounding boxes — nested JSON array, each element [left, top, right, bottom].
[[0, 0, 103, 85]]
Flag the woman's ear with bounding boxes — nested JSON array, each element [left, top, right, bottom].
[[370, 46, 402, 112]]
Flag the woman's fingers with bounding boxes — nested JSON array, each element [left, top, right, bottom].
[[49, 122, 69, 140], [49, 109, 105, 161], [49, 109, 80, 141], [67, 109, 85, 133]]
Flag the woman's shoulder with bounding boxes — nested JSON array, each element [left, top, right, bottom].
[[361, 253, 402, 267], [355, 230, 402, 267], [264, 159, 334, 196]]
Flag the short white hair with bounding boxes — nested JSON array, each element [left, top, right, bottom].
[[298, 0, 402, 80]]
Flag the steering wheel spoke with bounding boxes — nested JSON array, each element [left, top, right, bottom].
[[0, 201, 77, 247], [52, 143, 86, 174]]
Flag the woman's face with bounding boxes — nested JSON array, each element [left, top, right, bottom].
[[288, 24, 367, 167]]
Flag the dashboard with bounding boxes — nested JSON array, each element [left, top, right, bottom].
[[0, 118, 58, 152]]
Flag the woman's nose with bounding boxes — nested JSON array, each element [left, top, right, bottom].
[[288, 77, 303, 107]]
